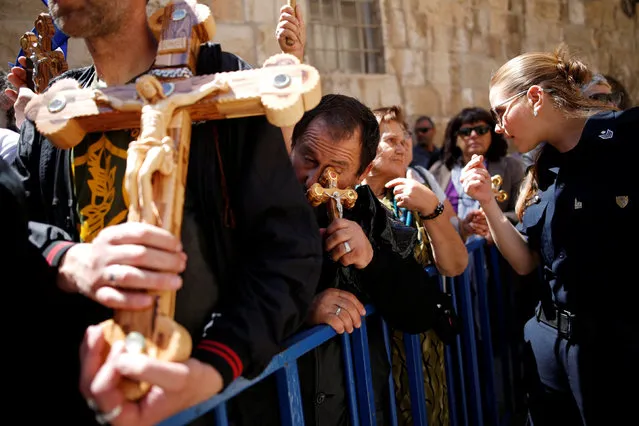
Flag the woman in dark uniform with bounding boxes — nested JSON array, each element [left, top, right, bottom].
[[460, 45, 638, 426]]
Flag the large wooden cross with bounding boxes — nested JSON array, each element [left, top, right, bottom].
[[20, 13, 68, 93], [307, 167, 358, 222], [25, 0, 321, 401]]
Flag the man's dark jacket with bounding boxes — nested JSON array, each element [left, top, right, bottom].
[[1, 156, 79, 421], [230, 185, 445, 426], [12, 44, 323, 423]]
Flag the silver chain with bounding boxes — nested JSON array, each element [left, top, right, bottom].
[[149, 67, 194, 79]]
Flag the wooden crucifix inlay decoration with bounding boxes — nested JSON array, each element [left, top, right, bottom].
[[307, 167, 358, 222], [20, 13, 68, 93]]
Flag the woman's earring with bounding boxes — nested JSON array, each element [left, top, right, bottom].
[[533, 109, 538, 117]]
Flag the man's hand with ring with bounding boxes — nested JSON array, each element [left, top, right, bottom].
[[80, 325, 224, 426], [57, 222, 187, 310], [323, 218, 373, 269], [343, 241, 352, 254], [306, 288, 367, 334]]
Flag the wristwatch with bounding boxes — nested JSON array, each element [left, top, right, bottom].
[[419, 201, 445, 220]]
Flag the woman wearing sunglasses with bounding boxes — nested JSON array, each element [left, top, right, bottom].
[[429, 107, 525, 242], [461, 45, 638, 426]]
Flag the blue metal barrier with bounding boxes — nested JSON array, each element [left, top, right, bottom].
[[162, 239, 526, 426]]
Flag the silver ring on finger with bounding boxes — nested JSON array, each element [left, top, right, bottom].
[[343, 241, 352, 254], [86, 398, 98, 411], [95, 404, 123, 425], [335, 306, 342, 316]]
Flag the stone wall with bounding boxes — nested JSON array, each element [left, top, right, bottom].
[[1, 0, 637, 145]]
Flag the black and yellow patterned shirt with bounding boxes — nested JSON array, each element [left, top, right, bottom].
[[69, 67, 140, 242], [72, 130, 137, 242]]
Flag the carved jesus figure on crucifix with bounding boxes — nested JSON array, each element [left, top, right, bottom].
[[93, 74, 230, 224]]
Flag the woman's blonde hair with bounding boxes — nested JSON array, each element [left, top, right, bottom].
[[491, 44, 616, 220]]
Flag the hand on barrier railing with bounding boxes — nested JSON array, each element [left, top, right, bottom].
[[306, 288, 367, 334]]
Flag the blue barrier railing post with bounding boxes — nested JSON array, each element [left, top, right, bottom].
[[488, 245, 515, 424], [404, 333, 429, 426], [351, 317, 377, 426], [275, 362, 306, 426], [448, 275, 469, 426], [456, 259, 484, 425], [473, 244, 499, 426], [441, 276, 461, 426], [341, 333, 361, 426], [381, 319, 399, 426], [214, 403, 229, 426]]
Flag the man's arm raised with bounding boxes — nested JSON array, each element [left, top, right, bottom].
[[277, 2, 306, 152]]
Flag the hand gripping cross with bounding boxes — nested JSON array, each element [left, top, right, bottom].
[[20, 13, 68, 94]]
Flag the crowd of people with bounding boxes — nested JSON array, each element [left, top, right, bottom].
[[1, 1, 637, 426]]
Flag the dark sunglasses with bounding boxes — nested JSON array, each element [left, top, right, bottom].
[[415, 127, 433, 133], [457, 125, 491, 137], [589, 92, 622, 106]]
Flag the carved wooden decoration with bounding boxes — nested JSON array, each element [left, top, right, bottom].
[[25, 56, 321, 149], [20, 13, 68, 93], [307, 167, 358, 222], [491, 174, 508, 202], [24, 0, 321, 401]]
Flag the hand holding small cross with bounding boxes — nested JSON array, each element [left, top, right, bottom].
[[491, 174, 508, 202], [307, 167, 358, 221], [20, 13, 68, 93]]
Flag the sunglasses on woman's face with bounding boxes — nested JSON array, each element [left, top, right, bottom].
[[457, 125, 491, 138]]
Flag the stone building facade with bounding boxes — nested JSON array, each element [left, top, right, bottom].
[[1, 0, 637, 145]]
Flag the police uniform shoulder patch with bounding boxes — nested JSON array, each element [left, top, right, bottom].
[[616, 196, 629, 208], [599, 129, 614, 140]]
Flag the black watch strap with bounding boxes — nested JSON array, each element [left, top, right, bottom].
[[419, 201, 445, 220]]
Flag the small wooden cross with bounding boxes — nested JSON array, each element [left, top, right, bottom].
[[26, 0, 321, 400], [307, 167, 358, 222], [20, 13, 68, 94], [491, 174, 508, 202]]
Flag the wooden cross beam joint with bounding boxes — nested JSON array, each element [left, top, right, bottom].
[[20, 13, 68, 94], [152, 0, 216, 80], [307, 167, 358, 221]]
